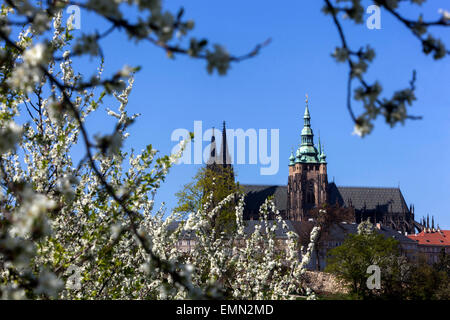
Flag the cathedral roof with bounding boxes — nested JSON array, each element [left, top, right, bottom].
[[328, 183, 409, 214], [242, 184, 287, 214], [242, 183, 410, 215]]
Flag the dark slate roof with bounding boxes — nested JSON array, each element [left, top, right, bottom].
[[241, 183, 409, 215], [242, 185, 287, 213], [328, 183, 409, 213]]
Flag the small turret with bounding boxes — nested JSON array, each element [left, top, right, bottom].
[[320, 143, 327, 163], [206, 127, 217, 166], [289, 150, 295, 166]]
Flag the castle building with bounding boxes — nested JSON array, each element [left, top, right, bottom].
[[242, 97, 418, 234], [408, 229, 450, 264], [408, 216, 450, 264]]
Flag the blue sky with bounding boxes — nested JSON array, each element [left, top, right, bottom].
[[70, 1, 449, 228]]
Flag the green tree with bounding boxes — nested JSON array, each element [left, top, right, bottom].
[[434, 249, 450, 277], [404, 256, 450, 300], [325, 222, 400, 298], [174, 166, 241, 235]]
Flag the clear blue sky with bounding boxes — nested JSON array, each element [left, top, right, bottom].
[[73, 1, 450, 228]]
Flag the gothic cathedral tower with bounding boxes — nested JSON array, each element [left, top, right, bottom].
[[287, 96, 328, 221]]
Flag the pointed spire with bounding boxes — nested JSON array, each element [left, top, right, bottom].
[[294, 93, 328, 165], [300, 94, 314, 148], [432, 216, 435, 230], [211, 127, 216, 158], [304, 93, 311, 121], [319, 142, 327, 163], [207, 127, 217, 166], [318, 133, 322, 155], [219, 121, 232, 167], [304, 105, 310, 117]]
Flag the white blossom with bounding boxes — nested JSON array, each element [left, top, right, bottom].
[[0, 121, 23, 154], [438, 9, 450, 21]]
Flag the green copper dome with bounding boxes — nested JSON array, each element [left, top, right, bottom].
[[295, 148, 301, 162], [291, 96, 325, 165], [289, 151, 295, 166]]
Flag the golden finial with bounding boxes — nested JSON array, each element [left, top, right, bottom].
[[305, 93, 309, 104]]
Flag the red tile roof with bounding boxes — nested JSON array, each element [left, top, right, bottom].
[[407, 230, 450, 246]]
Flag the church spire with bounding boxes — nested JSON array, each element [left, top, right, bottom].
[[318, 133, 322, 156], [219, 121, 232, 167], [303, 94, 311, 128], [295, 94, 321, 164], [206, 127, 217, 169], [301, 94, 314, 147], [320, 143, 327, 163], [208, 122, 234, 179], [210, 127, 216, 158]]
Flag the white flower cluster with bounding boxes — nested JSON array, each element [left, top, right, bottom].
[[9, 188, 56, 238], [0, 2, 319, 300], [439, 9, 450, 21], [7, 43, 48, 93], [357, 218, 375, 236], [0, 121, 23, 154]]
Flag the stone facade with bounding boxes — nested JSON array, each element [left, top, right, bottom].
[[287, 161, 328, 221]]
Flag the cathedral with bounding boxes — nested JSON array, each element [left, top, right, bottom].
[[209, 99, 422, 235]]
